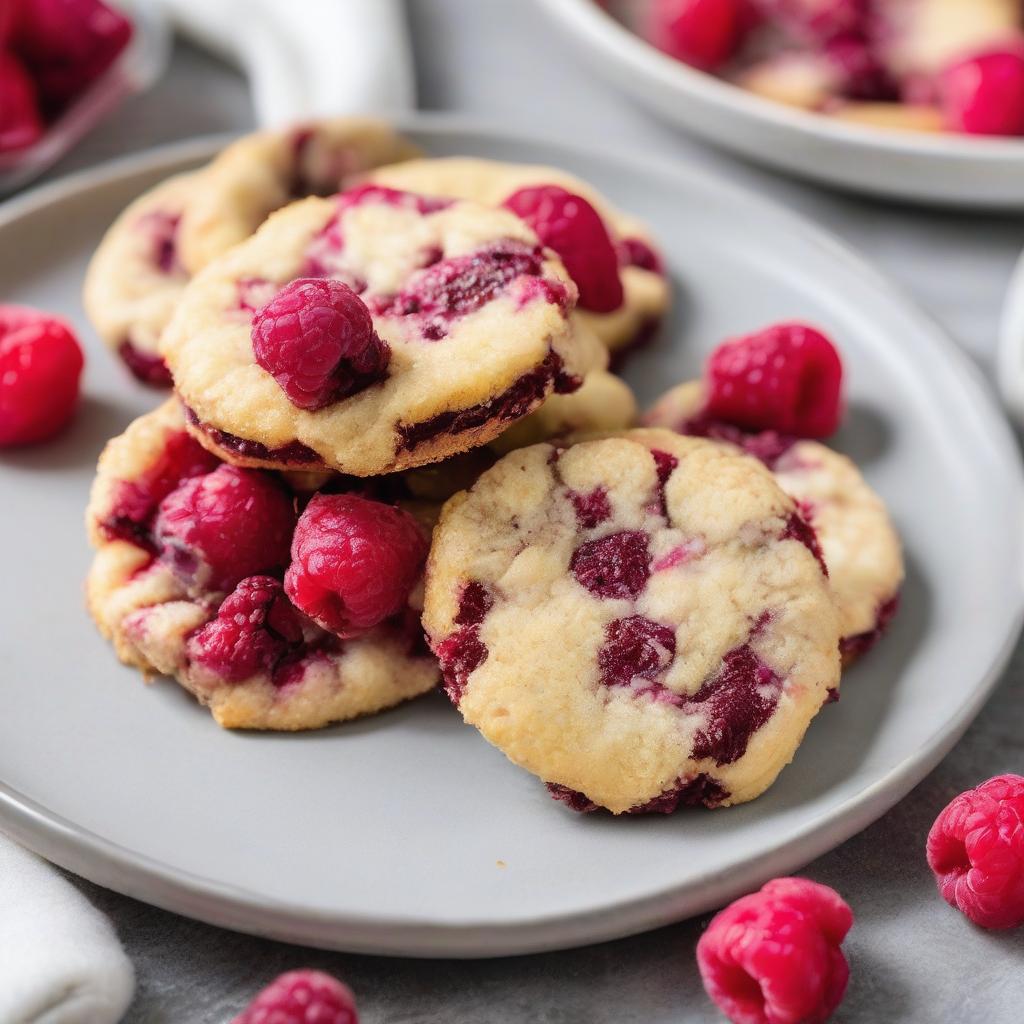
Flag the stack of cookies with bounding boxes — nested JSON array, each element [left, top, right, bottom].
[[82, 117, 901, 816]]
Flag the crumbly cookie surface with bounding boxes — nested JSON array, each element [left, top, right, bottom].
[[86, 401, 439, 731], [83, 172, 201, 386], [367, 157, 670, 354], [163, 189, 600, 476], [176, 118, 422, 274], [644, 381, 904, 650], [423, 429, 841, 813]]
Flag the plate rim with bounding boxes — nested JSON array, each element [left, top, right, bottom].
[[2, 115, 1023, 957], [537, 0, 1024, 204]]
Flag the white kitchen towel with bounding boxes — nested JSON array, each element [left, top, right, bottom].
[[156, 0, 415, 126], [0, 836, 134, 1024]]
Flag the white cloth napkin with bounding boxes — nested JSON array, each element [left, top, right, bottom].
[[156, 0, 415, 126], [0, 837, 134, 1024]]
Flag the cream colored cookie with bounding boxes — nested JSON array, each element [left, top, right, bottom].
[[163, 187, 600, 475], [176, 118, 420, 274], [423, 429, 841, 814], [83, 172, 202, 386], [643, 380, 903, 653], [367, 156, 670, 354], [86, 401, 439, 731]]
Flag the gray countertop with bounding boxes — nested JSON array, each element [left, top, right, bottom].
[[30, 1, 1024, 1020]]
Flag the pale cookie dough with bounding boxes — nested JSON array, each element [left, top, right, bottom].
[[86, 401, 439, 731], [423, 429, 841, 814], [367, 156, 670, 355]]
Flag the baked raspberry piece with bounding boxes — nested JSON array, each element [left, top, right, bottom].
[[153, 465, 297, 592], [647, 0, 751, 72], [618, 236, 665, 276], [503, 185, 623, 313], [0, 305, 83, 446], [697, 877, 853, 1024], [285, 493, 428, 637], [705, 322, 843, 438], [188, 576, 305, 683], [0, 49, 43, 153], [232, 969, 358, 1024], [926, 773, 1024, 929], [752, 0, 867, 45], [13, 0, 134, 113], [252, 278, 390, 410], [941, 48, 1024, 136], [570, 530, 651, 599]]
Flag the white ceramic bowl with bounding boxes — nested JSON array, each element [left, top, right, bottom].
[[538, 0, 1024, 207]]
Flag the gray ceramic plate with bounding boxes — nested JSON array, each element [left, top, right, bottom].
[[1, 116, 1021, 958]]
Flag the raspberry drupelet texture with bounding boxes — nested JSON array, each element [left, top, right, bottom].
[[926, 773, 1024, 930], [0, 305, 84, 446], [941, 48, 1024, 137], [285, 493, 428, 638], [697, 877, 853, 1024], [503, 185, 624, 313], [705, 322, 843, 438], [153, 465, 297, 592], [647, 0, 751, 72], [251, 277, 390, 410], [232, 969, 359, 1024], [187, 576, 305, 683]]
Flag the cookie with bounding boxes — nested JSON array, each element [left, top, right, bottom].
[[643, 380, 903, 658], [163, 186, 601, 476], [367, 157, 670, 355], [176, 117, 421, 275], [82, 172, 200, 386], [86, 401, 439, 730], [423, 429, 841, 814]]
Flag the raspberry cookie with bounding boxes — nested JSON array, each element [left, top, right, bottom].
[[644, 380, 903, 660], [176, 118, 421, 274], [367, 157, 670, 356], [423, 429, 841, 814], [163, 186, 599, 476], [86, 401, 439, 730], [83, 172, 200, 386]]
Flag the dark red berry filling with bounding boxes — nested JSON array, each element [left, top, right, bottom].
[[570, 530, 650, 600], [679, 413, 799, 469], [396, 351, 572, 453], [598, 615, 676, 690], [183, 404, 321, 466], [117, 340, 173, 388], [651, 447, 678, 517], [336, 183, 454, 215], [839, 592, 900, 661], [618, 237, 665, 275], [136, 209, 182, 275], [548, 773, 729, 814], [435, 581, 493, 705], [781, 510, 828, 576], [569, 486, 612, 528]]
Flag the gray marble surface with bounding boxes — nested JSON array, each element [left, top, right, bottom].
[[25, 1, 1024, 1020]]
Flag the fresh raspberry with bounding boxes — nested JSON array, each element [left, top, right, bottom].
[[926, 774, 1024, 929], [13, 0, 133, 113], [153, 465, 297, 592], [0, 49, 43, 153], [705, 322, 843, 438], [233, 969, 358, 1024], [697, 877, 853, 1024], [570, 530, 650, 600], [599, 615, 677, 689], [0, 305, 83, 446], [503, 186, 623, 313], [647, 0, 750, 73], [252, 278, 390, 411], [188, 576, 305, 683], [284, 493, 428, 638], [0, 1, 20, 45], [941, 47, 1024, 136], [569, 486, 612, 528]]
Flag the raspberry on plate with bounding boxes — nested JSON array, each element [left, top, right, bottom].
[[504, 184, 624, 313], [697, 877, 853, 1024], [0, 304, 83, 446], [926, 773, 1024, 930], [285, 492, 428, 638], [941, 48, 1024, 136], [704, 321, 843, 438], [233, 969, 358, 1024], [252, 277, 390, 410], [647, 0, 751, 72]]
